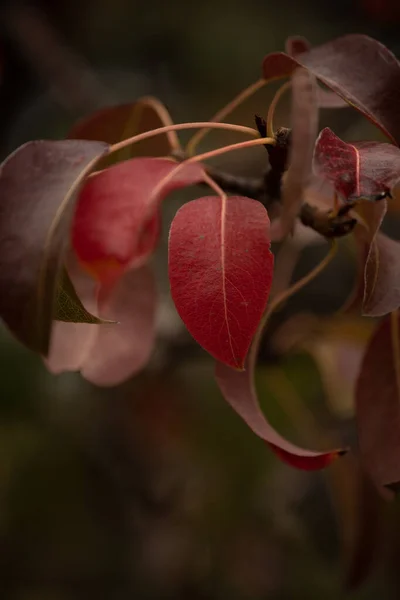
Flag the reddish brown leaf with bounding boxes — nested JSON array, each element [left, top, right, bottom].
[[0, 139, 108, 355], [314, 128, 400, 201], [168, 196, 274, 369], [72, 158, 204, 285], [285, 36, 347, 109], [363, 232, 400, 316], [68, 96, 174, 160], [356, 314, 400, 491], [215, 357, 344, 470], [263, 35, 400, 144]]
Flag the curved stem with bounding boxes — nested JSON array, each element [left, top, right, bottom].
[[109, 121, 259, 155], [136, 95, 182, 153], [267, 80, 291, 137], [251, 240, 337, 360], [187, 135, 275, 165], [186, 78, 267, 156], [202, 172, 227, 200]]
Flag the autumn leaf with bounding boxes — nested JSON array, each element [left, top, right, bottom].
[[168, 196, 274, 369], [263, 34, 400, 144], [0, 139, 108, 355], [72, 157, 204, 285], [363, 232, 400, 317], [313, 128, 400, 201], [356, 313, 400, 492]]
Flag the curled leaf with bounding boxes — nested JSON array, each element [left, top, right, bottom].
[[263, 34, 400, 144], [72, 158, 204, 285], [356, 313, 400, 491], [55, 267, 112, 324], [0, 139, 108, 355], [168, 196, 274, 369], [314, 128, 400, 201]]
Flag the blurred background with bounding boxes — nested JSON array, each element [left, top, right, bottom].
[[1, 1, 400, 598]]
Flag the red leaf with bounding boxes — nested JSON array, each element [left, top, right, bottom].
[[363, 232, 400, 317], [277, 68, 318, 239], [263, 35, 400, 145], [168, 196, 274, 369], [313, 128, 400, 201], [72, 158, 204, 284], [47, 261, 156, 387], [215, 357, 345, 470], [356, 314, 400, 491], [285, 36, 348, 109]]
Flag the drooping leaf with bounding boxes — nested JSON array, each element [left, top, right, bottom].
[[263, 34, 400, 144], [81, 265, 156, 386], [274, 68, 318, 239], [68, 96, 175, 165], [285, 36, 348, 109], [169, 196, 274, 369], [55, 266, 112, 324], [0, 139, 109, 354], [314, 128, 400, 202], [72, 157, 204, 285], [356, 313, 400, 491], [215, 355, 344, 470], [47, 262, 156, 386], [363, 232, 400, 316]]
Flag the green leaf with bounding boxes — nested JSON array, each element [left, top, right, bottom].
[[0, 139, 109, 355], [54, 267, 113, 325]]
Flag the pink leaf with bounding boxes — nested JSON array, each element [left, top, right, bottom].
[[81, 265, 156, 386], [215, 356, 345, 470], [168, 196, 274, 369], [72, 158, 204, 285], [313, 128, 400, 201], [47, 263, 156, 386], [263, 34, 400, 145]]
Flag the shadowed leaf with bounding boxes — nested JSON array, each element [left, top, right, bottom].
[[363, 233, 400, 316], [356, 313, 400, 491], [72, 158, 204, 285], [314, 128, 400, 201], [169, 196, 274, 369], [0, 139, 108, 354], [263, 34, 400, 144], [285, 36, 348, 108]]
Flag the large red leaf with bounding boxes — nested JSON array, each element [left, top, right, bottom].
[[168, 196, 274, 369], [72, 158, 204, 285], [285, 36, 347, 109], [263, 35, 400, 145], [0, 139, 108, 355], [215, 356, 344, 470], [363, 232, 400, 317], [313, 128, 400, 201], [47, 262, 156, 386], [356, 314, 400, 491]]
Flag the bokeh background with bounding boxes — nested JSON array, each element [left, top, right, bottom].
[[1, 1, 400, 598]]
